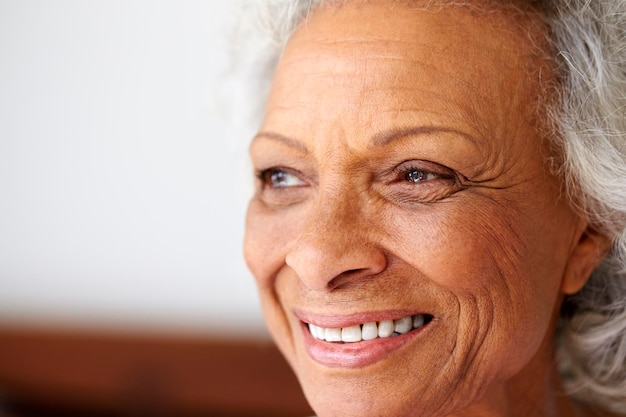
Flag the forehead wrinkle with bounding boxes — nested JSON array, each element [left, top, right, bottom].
[[369, 125, 479, 148], [284, 34, 439, 71]]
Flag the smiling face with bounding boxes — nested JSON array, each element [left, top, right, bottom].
[[244, 1, 593, 416]]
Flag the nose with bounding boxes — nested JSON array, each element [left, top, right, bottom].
[[285, 198, 387, 292]]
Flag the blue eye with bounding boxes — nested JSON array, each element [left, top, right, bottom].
[[259, 168, 306, 188]]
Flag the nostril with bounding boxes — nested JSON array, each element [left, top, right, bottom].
[[286, 236, 388, 292], [327, 268, 376, 290]]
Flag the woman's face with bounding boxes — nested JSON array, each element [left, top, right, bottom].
[[245, 2, 592, 416]]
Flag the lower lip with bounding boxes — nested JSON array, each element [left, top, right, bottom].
[[301, 321, 431, 369]]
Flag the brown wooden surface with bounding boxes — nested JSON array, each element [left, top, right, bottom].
[[0, 325, 312, 417]]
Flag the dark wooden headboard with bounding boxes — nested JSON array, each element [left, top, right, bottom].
[[0, 325, 313, 417]]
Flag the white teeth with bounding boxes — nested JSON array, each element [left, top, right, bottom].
[[378, 320, 395, 338], [361, 322, 378, 340], [308, 314, 430, 343], [324, 327, 342, 342], [310, 324, 324, 340], [394, 316, 413, 334], [341, 325, 362, 343]]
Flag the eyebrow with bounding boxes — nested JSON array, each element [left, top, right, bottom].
[[251, 131, 309, 153], [252, 126, 477, 151]]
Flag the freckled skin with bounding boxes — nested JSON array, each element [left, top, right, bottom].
[[244, 1, 609, 417]]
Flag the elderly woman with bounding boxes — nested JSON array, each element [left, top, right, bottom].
[[243, 0, 626, 416]]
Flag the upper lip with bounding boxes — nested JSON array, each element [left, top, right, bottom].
[[294, 308, 432, 328]]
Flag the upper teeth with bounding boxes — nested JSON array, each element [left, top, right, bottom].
[[308, 314, 429, 343]]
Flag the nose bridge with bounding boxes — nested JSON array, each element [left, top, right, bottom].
[[316, 152, 367, 222], [317, 182, 360, 231], [285, 181, 387, 291]]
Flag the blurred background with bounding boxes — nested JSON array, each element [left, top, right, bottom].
[[0, 1, 310, 415]]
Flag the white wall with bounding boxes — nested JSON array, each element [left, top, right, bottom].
[[0, 1, 267, 335]]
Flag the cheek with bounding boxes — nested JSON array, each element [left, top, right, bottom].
[[244, 199, 295, 288], [388, 199, 562, 373], [244, 199, 301, 361], [394, 197, 562, 305]]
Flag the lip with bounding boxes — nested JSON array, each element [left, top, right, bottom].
[[295, 309, 434, 368]]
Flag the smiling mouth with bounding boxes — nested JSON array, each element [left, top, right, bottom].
[[307, 314, 433, 343]]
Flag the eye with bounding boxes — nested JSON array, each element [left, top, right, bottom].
[[379, 160, 464, 205], [405, 169, 439, 183], [258, 168, 307, 188]]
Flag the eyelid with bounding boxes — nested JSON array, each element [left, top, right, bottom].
[[373, 160, 468, 205], [391, 160, 456, 180]]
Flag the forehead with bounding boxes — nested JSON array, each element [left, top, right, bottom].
[[261, 0, 553, 158]]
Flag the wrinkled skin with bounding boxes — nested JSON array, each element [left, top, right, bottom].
[[244, 1, 608, 416]]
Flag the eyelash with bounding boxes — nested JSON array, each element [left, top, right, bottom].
[[257, 164, 451, 189], [256, 167, 306, 188], [255, 162, 465, 207], [393, 162, 458, 186], [399, 166, 441, 183]]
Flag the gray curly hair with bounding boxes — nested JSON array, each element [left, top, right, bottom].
[[252, 0, 626, 413]]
